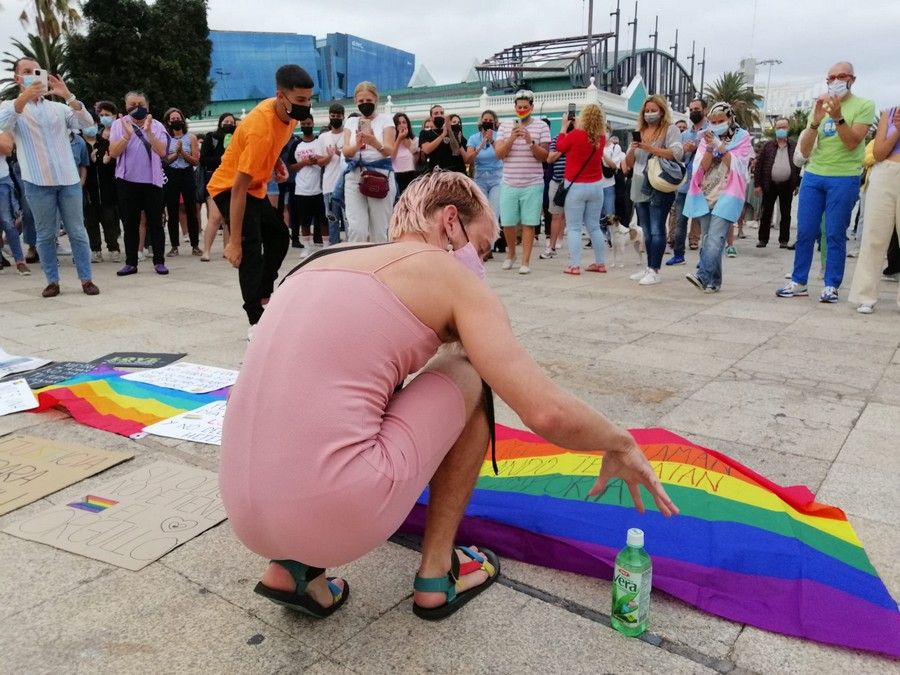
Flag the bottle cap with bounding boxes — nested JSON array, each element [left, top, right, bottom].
[[626, 528, 644, 548]]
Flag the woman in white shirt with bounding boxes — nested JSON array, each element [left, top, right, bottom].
[[391, 112, 419, 197]]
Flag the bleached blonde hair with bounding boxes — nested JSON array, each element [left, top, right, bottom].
[[354, 81, 378, 99], [390, 170, 499, 240]]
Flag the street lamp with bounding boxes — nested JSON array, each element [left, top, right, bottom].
[[758, 58, 782, 129]]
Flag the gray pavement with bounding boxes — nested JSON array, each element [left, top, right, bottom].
[[1, 227, 899, 674]]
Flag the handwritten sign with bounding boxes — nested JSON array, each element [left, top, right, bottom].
[[9, 362, 98, 389], [0, 379, 39, 416], [92, 352, 187, 369], [4, 461, 226, 570], [0, 435, 133, 516], [0, 346, 50, 379], [121, 362, 237, 394], [142, 401, 227, 445]]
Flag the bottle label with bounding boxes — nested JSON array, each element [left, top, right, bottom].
[[612, 564, 652, 627]]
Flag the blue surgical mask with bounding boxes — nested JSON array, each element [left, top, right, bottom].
[[22, 75, 39, 88], [83, 126, 98, 137], [710, 122, 730, 137], [99, 115, 114, 128], [774, 129, 788, 139]]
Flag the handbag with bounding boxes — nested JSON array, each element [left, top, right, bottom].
[[646, 156, 685, 193], [553, 144, 598, 208], [359, 169, 390, 199]]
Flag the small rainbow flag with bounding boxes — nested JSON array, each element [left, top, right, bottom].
[[34, 366, 230, 437], [400, 425, 900, 658], [68, 495, 119, 513]]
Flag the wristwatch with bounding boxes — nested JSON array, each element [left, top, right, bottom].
[[836, 118, 846, 126]]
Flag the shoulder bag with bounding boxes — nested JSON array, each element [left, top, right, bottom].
[[553, 144, 598, 208]]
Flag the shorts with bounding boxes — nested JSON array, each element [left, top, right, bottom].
[[547, 180, 565, 215], [500, 183, 543, 226]]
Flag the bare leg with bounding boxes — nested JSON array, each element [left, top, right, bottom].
[[549, 213, 564, 251], [502, 226, 517, 262], [521, 225, 535, 267], [202, 198, 222, 259]]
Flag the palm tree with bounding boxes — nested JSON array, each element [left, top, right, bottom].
[[0, 34, 70, 100], [17, 1, 82, 71], [704, 71, 764, 130]]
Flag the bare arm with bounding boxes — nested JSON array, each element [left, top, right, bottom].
[[872, 111, 899, 162], [0, 131, 12, 155], [223, 171, 252, 268], [185, 133, 200, 166], [342, 128, 359, 158], [421, 127, 448, 154]]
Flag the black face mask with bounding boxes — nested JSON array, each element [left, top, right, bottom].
[[689, 111, 704, 124], [357, 102, 376, 117], [169, 120, 184, 131], [481, 121, 493, 131], [433, 116, 445, 130], [220, 124, 235, 135], [450, 124, 462, 134], [301, 126, 314, 136], [329, 118, 343, 129], [128, 105, 148, 121], [284, 101, 311, 121]]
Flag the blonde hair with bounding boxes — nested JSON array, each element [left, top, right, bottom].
[[637, 95, 672, 131], [354, 81, 378, 99], [390, 171, 499, 240], [578, 103, 606, 145]]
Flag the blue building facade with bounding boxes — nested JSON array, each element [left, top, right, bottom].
[[317, 33, 415, 100]]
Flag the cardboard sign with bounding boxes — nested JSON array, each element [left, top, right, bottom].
[[0, 347, 50, 379], [142, 401, 227, 446], [92, 352, 187, 369], [0, 435, 133, 516], [14, 362, 98, 389], [121, 362, 238, 394], [4, 461, 226, 570], [0, 379, 39, 416]]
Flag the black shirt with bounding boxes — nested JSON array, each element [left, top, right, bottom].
[[418, 129, 468, 173]]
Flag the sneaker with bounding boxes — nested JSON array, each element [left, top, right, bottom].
[[192, 247, 202, 256], [856, 304, 874, 314], [638, 269, 661, 285], [291, 240, 303, 249], [137, 250, 144, 262], [518, 265, 531, 275], [16, 262, 31, 276], [42, 282, 60, 297], [819, 286, 839, 303], [247, 324, 257, 342], [685, 272, 703, 290], [725, 246, 737, 258], [665, 255, 686, 266], [501, 257, 516, 270], [154, 263, 169, 275], [539, 248, 557, 259], [846, 249, 858, 258], [703, 286, 719, 294], [116, 264, 138, 276], [882, 273, 899, 283], [90, 251, 103, 263], [109, 250, 121, 263], [776, 282, 808, 298], [167, 247, 179, 257], [630, 268, 649, 281], [779, 243, 789, 249], [756, 242, 767, 248]]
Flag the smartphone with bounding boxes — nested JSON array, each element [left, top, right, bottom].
[[631, 130, 641, 142], [567, 103, 576, 120], [33, 68, 48, 93]]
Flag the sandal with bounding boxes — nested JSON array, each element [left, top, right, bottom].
[[412, 546, 500, 621], [563, 266, 581, 275], [253, 559, 349, 619], [585, 263, 607, 273]]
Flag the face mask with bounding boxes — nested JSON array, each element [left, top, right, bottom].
[[22, 75, 40, 88], [128, 105, 148, 121], [516, 110, 531, 121], [452, 242, 486, 280], [710, 122, 730, 137], [83, 126, 98, 137], [433, 116, 445, 129], [169, 120, 184, 131], [450, 124, 462, 134], [774, 128, 788, 139], [220, 123, 235, 135], [301, 127, 314, 136], [285, 102, 311, 121], [357, 102, 376, 117], [99, 115, 114, 128], [644, 112, 661, 124], [827, 80, 849, 98], [689, 111, 703, 124], [329, 118, 343, 129]]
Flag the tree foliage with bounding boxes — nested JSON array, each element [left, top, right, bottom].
[[704, 71, 764, 130], [67, 0, 212, 117], [0, 34, 70, 100], [18, 0, 82, 70]]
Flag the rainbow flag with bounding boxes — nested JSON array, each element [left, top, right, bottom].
[[400, 425, 900, 658], [67, 495, 119, 513], [35, 366, 229, 437]]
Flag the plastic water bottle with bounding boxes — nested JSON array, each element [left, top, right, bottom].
[[611, 528, 652, 637]]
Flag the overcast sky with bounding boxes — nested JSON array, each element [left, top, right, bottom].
[[0, 0, 897, 110]]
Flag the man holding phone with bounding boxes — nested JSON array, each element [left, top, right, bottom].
[[0, 58, 99, 297]]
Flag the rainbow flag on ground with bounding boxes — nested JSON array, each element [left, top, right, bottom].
[[35, 367, 229, 437], [400, 425, 900, 658]]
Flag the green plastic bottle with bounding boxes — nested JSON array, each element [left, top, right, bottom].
[[611, 528, 652, 637]]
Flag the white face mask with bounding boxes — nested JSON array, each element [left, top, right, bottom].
[[451, 242, 486, 280], [827, 80, 849, 98]]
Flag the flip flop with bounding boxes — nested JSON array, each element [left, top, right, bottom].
[[412, 546, 500, 621], [563, 266, 581, 275], [253, 560, 349, 619], [585, 263, 607, 273]]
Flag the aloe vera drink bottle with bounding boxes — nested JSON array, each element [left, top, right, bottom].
[[611, 528, 652, 636]]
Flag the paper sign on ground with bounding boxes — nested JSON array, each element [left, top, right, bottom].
[[4, 460, 226, 570], [12, 362, 98, 389], [0, 435, 133, 516], [0, 347, 50, 379], [0, 379, 39, 416], [121, 362, 238, 394], [142, 401, 226, 445], [92, 352, 187, 369]]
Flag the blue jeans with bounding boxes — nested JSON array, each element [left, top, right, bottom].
[[323, 192, 344, 245], [475, 171, 503, 223], [564, 181, 606, 267], [0, 178, 24, 262], [792, 172, 859, 288], [696, 213, 733, 289], [23, 181, 93, 283], [634, 188, 676, 270], [672, 191, 689, 257], [601, 185, 616, 219]]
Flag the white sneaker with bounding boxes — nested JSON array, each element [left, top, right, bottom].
[[856, 304, 874, 314], [539, 248, 557, 260], [110, 251, 121, 263], [518, 265, 531, 275], [630, 268, 650, 281], [137, 250, 145, 262], [90, 251, 102, 263], [247, 324, 257, 342], [638, 269, 661, 285], [501, 257, 516, 270]]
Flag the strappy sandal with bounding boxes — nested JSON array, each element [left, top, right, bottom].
[[563, 266, 581, 275], [585, 263, 607, 273], [253, 559, 349, 619], [412, 546, 500, 621]]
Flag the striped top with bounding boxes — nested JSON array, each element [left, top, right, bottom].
[[496, 118, 551, 187], [0, 98, 93, 186], [548, 138, 566, 182]]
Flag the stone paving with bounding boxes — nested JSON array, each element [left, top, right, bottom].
[[1, 228, 898, 674]]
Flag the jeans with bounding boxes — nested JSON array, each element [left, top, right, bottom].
[[23, 181, 93, 283], [117, 179, 165, 267], [759, 181, 794, 245], [634, 188, 676, 270], [0, 178, 24, 262], [164, 166, 200, 248], [696, 213, 733, 289], [475, 171, 503, 223], [601, 185, 616, 219], [323, 192, 344, 245], [564, 181, 606, 267], [791, 172, 859, 288], [671, 191, 689, 256]]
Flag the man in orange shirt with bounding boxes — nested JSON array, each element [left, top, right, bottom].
[[208, 65, 314, 329]]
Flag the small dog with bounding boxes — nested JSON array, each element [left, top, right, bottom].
[[608, 215, 645, 267]]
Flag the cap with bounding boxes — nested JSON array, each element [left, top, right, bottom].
[[626, 528, 644, 547]]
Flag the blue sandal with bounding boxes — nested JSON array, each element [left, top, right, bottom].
[[412, 546, 500, 621], [253, 560, 349, 619]]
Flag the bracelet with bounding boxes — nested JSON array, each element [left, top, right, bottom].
[[65, 94, 77, 104]]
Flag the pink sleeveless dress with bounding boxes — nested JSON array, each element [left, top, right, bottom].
[[219, 254, 466, 568]]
